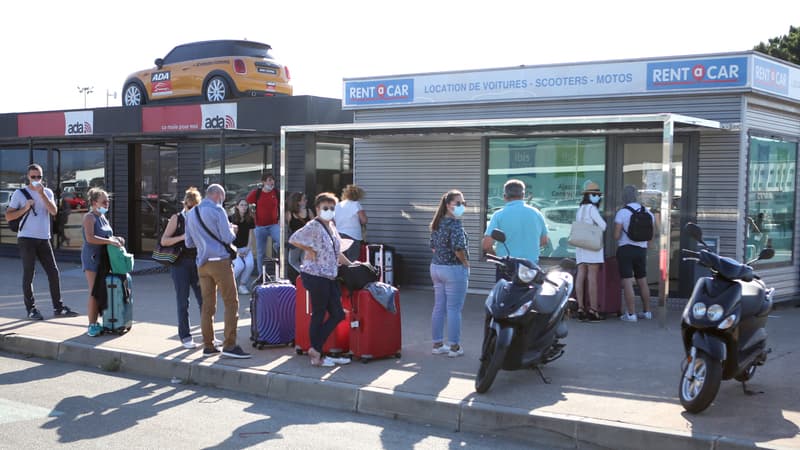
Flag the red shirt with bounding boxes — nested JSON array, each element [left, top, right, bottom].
[[245, 188, 279, 226]]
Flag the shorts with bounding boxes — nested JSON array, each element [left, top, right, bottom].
[[616, 245, 647, 279], [81, 248, 101, 272]]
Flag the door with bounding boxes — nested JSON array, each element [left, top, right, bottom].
[[135, 144, 179, 254], [611, 136, 695, 296]]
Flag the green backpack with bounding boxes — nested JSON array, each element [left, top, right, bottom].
[[107, 245, 135, 274]]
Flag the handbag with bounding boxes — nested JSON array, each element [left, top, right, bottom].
[[152, 243, 181, 265], [194, 208, 238, 260], [337, 263, 379, 291], [107, 245, 135, 274], [568, 206, 603, 251]]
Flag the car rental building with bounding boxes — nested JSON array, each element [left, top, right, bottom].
[[281, 51, 800, 304]]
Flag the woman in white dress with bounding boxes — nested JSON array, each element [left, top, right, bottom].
[[574, 181, 607, 321]]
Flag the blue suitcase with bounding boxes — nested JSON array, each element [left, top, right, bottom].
[[250, 260, 295, 349], [102, 273, 133, 334]]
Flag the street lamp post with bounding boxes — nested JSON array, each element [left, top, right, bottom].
[[77, 86, 94, 109], [106, 89, 117, 107]]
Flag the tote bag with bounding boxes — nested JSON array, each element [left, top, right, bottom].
[[107, 245, 135, 274], [568, 206, 603, 251]]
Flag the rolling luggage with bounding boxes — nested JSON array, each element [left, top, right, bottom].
[[366, 244, 397, 286], [250, 259, 296, 349], [102, 273, 133, 334], [596, 256, 622, 315], [344, 286, 402, 363], [294, 276, 351, 355]]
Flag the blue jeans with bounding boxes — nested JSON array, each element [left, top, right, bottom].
[[430, 263, 469, 346], [255, 224, 281, 275], [171, 257, 203, 341]]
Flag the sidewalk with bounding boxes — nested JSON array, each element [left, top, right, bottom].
[[0, 257, 798, 449]]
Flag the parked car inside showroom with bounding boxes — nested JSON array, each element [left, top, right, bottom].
[[122, 40, 292, 106]]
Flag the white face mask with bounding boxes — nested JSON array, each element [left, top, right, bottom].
[[319, 209, 335, 221]]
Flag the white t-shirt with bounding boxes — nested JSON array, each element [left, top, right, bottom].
[[334, 200, 363, 239], [614, 202, 655, 249], [9, 187, 55, 240]]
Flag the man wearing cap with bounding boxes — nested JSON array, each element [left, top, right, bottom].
[[482, 179, 548, 281]]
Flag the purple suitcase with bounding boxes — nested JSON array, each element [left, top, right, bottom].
[[250, 259, 295, 349]]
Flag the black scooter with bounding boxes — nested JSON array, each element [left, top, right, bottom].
[[475, 230, 575, 393], [679, 222, 775, 413]]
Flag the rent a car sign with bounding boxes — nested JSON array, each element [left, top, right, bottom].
[[342, 53, 800, 109]]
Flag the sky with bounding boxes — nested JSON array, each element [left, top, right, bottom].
[[2, 0, 798, 113]]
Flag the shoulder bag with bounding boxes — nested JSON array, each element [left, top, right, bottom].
[[194, 208, 238, 260], [567, 206, 603, 251], [152, 214, 183, 265]]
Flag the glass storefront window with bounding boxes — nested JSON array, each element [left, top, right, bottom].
[[746, 136, 797, 264], [204, 143, 271, 210], [487, 137, 606, 257], [315, 142, 352, 196], [55, 147, 105, 250]]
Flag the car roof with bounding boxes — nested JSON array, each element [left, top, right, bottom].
[[173, 40, 271, 51]]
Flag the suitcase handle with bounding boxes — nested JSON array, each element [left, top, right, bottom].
[[262, 257, 281, 284]]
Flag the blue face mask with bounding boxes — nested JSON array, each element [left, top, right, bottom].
[[31, 181, 41, 187], [97, 206, 108, 214], [453, 205, 465, 217], [589, 194, 601, 204]]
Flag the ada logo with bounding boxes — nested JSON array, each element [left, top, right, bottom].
[[66, 121, 92, 135], [203, 115, 236, 129], [151, 71, 171, 82], [151, 71, 173, 95]]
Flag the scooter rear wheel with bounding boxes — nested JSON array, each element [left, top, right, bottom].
[[475, 331, 507, 394], [679, 349, 722, 414]]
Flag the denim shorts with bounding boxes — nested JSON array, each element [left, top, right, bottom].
[[616, 245, 647, 279]]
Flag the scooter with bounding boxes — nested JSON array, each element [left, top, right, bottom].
[[475, 229, 575, 394], [678, 222, 775, 414]]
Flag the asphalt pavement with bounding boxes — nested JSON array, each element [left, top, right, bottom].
[[0, 257, 798, 449]]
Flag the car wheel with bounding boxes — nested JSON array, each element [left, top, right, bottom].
[[123, 83, 144, 106], [205, 76, 229, 102]]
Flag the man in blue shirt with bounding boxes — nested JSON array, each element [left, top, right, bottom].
[[185, 184, 251, 360], [482, 179, 548, 280]]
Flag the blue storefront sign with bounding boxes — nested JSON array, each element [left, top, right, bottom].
[[753, 56, 790, 96], [646, 57, 748, 91], [344, 78, 414, 106]]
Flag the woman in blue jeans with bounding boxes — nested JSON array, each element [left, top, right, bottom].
[[429, 190, 470, 357], [160, 187, 204, 349]]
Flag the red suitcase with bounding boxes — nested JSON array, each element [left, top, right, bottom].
[[343, 286, 402, 363], [294, 276, 351, 355], [596, 256, 622, 315]]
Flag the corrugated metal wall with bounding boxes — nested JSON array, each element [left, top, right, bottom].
[[353, 94, 747, 292], [744, 95, 800, 301]]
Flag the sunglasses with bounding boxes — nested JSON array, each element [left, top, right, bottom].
[[454, 201, 467, 207], [320, 206, 334, 212], [30, 175, 43, 180]]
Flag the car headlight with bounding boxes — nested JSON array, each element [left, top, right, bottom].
[[692, 302, 707, 319], [717, 314, 737, 330], [706, 304, 725, 321], [508, 300, 534, 318], [517, 265, 538, 284]]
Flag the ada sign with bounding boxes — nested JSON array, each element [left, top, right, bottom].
[[344, 78, 414, 106], [201, 103, 237, 130], [647, 57, 747, 91]]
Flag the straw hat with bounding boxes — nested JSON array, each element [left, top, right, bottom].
[[582, 180, 601, 194]]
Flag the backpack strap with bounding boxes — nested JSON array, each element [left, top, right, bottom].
[[622, 204, 636, 237]]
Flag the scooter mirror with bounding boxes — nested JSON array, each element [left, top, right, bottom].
[[758, 248, 775, 261], [685, 222, 704, 243], [491, 229, 507, 243]]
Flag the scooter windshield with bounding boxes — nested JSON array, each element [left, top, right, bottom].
[[700, 250, 754, 282]]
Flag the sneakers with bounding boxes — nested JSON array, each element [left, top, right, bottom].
[[181, 338, 199, 349], [620, 313, 638, 322], [432, 345, 450, 355], [327, 356, 351, 365], [54, 306, 79, 317], [448, 345, 465, 358], [87, 323, 103, 337], [318, 357, 335, 367], [637, 311, 653, 320], [238, 285, 250, 295], [27, 308, 44, 320], [222, 345, 252, 359], [203, 346, 220, 357]]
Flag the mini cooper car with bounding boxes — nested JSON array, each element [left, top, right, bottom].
[[122, 40, 292, 106]]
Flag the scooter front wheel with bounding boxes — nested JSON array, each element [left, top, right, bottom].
[[679, 349, 722, 414], [475, 330, 508, 394]]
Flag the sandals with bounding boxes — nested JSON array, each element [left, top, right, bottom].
[[576, 309, 588, 322], [586, 309, 605, 322]]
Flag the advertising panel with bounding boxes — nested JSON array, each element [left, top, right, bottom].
[[752, 55, 800, 101], [17, 111, 94, 137], [142, 103, 237, 132]]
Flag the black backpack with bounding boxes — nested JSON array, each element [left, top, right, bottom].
[[624, 205, 654, 242], [8, 189, 34, 233]]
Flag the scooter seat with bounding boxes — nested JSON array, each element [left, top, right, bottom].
[[739, 282, 767, 318]]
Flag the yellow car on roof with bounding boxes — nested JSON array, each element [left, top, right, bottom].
[[122, 40, 292, 106]]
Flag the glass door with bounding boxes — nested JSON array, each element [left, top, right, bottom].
[[615, 137, 691, 295], [136, 144, 179, 254]]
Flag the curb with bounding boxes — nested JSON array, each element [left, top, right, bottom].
[[0, 333, 762, 450]]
